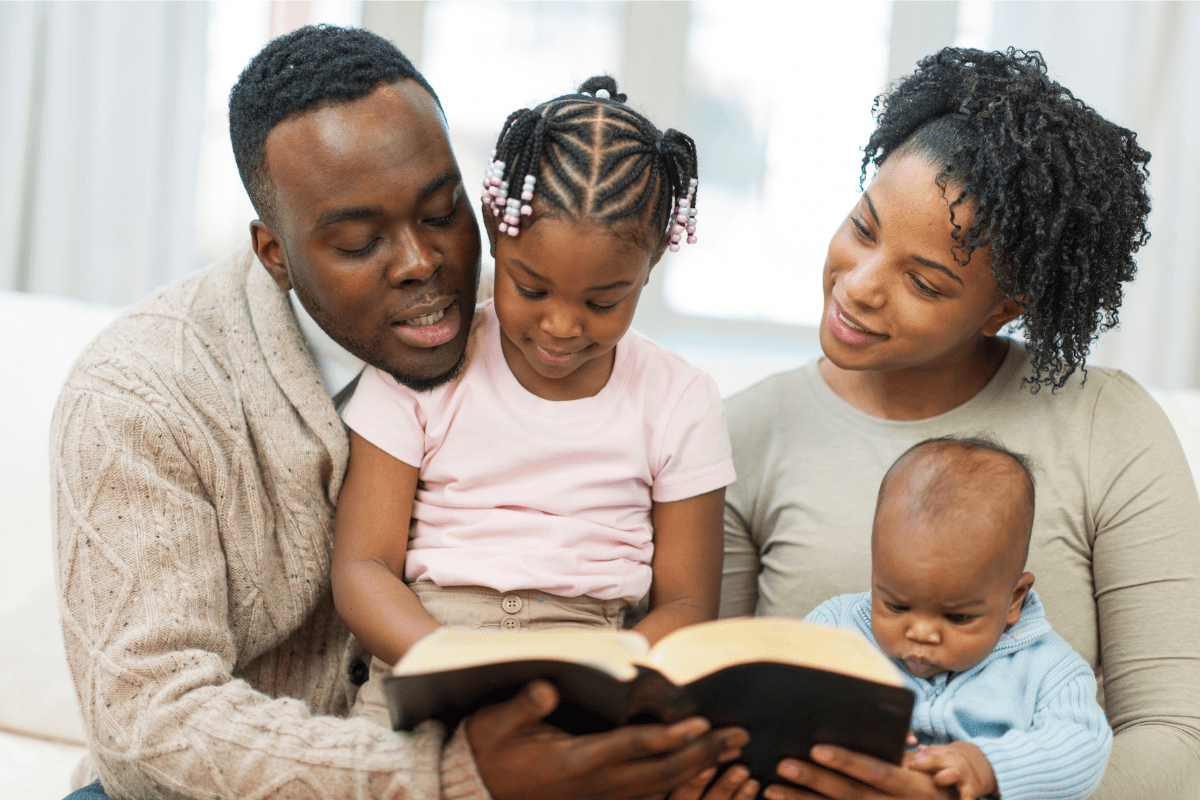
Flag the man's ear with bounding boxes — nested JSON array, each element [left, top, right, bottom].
[[250, 220, 292, 292], [480, 201, 499, 258], [981, 295, 1023, 337], [1006, 572, 1035, 626]]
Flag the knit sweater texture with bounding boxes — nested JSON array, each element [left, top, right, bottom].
[[50, 245, 490, 799], [808, 591, 1111, 800]]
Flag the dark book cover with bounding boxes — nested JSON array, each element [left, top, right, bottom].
[[386, 657, 915, 785]]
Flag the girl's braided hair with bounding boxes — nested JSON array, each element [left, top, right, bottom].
[[864, 47, 1151, 390], [488, 76, 698, 253]]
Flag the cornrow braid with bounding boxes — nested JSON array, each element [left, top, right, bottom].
[[863, 47, 1151, 391], [482, 76, 699, 253]]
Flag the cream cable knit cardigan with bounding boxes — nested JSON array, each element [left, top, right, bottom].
[[51, 246, 490, 799]]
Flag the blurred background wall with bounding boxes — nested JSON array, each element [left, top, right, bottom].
[[0, 1, 1196, 390]]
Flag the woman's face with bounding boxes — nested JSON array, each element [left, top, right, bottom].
[[820, 153, 1019, 375]]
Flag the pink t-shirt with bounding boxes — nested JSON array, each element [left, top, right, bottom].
[[341, 300, 736, 601]]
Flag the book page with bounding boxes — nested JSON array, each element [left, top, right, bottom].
[[644, 617, 905, 687], [393, 627, 651, 680]]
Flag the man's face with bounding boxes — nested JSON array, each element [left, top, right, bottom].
[[252, 80, 481, 389]]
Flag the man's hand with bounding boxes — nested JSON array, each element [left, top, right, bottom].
[[467, 680, 750, 800], [905, 742, 997, 800]]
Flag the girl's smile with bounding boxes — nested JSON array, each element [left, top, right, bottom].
[[490, 216, 662, 402]]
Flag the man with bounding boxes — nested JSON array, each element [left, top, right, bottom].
[[52, 25, 745, 799]]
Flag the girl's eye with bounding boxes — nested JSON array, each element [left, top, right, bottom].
[[945, 613, 973, 624], [515, 285, 544, 299], [588, 300, 619, 313], [911, 275, 942, 298], [337, 239, 378, 257]]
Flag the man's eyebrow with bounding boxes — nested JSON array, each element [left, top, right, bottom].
[[420, 170, 459, 200], [311, 171, 461, 232], [312, 207, 380, 232], [513, 260, 631, 292]]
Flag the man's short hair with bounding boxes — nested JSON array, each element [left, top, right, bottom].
[[228, 25, 439, 226]]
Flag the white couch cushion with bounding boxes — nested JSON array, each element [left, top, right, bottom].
[[0, 291, 120, 745]]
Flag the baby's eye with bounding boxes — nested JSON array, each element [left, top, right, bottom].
[[944, 613, 973, 624], [886, 603, 909, 613]]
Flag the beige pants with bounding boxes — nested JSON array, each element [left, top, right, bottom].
[[350, 583, 628, 728]]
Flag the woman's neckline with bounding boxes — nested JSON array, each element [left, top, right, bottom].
[[817, 337, 1014, 421]]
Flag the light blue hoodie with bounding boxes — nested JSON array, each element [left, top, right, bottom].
[[807, 590, 1111, 800]]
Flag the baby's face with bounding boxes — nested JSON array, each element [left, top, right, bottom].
[[870, 498, 1031, 680]]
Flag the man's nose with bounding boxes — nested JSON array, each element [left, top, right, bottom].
[[387, 230, 440, 286]]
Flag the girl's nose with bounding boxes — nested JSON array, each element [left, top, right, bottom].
[[839, 256, 887, 310], [540, 302, 582, 340]]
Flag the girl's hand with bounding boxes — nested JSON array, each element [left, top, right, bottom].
[[668, 764, 760, 800], [760, 746, 956, 800], [905, 742, 997, 800]]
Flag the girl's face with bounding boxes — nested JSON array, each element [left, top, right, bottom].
[[820, 153, 1020, 376], [491, 217, 662, 401]]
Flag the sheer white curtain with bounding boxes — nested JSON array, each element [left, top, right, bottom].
[[0, 1, 207, 306], [990, 3, 1200, 389]]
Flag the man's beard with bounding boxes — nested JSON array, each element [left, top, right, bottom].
[[293, 281, 467, 392], [388, 353, 466, 392]]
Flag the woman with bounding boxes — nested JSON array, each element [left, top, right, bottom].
[[695, 47, 1200, 800]]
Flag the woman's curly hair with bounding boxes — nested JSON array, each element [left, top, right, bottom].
[[863, 47, 1151, 390]]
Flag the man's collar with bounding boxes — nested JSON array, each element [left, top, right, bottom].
[[287, 290, 365, 400]]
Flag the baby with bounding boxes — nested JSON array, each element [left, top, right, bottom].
[[808, 437, 1111, 800]]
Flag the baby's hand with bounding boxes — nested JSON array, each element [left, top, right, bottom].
[[905, 742, 996, 800]]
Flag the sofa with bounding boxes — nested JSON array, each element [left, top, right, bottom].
[[5, 286, 1200, 800]]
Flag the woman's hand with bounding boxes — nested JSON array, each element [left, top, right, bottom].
[[760, 746, 956, 800], [668, 764, 760, 800]]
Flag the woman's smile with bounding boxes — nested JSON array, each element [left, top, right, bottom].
[[826, 297, 886, 345]]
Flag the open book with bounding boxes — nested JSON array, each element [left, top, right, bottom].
[[385, 617, 915, 780]]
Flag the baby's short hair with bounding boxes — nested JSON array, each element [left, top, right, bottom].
[[877, 436, 1036, 569]]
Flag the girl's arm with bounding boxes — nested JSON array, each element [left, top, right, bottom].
[[332, 429, 441, 666], [632, 487, 725, 645]]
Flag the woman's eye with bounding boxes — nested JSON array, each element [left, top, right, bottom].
[[850, 216, 873, 240], [911, 275, 941, 298]]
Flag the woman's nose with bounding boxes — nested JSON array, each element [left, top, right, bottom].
[[839, 256, 887, 310]]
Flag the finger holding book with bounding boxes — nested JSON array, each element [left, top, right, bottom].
[[467, 680, 750, 800], [669, 764, 759, 800], [767, 747, 954, 800]]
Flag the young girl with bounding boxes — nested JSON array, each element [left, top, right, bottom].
[[334, 76, 735, 728]]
